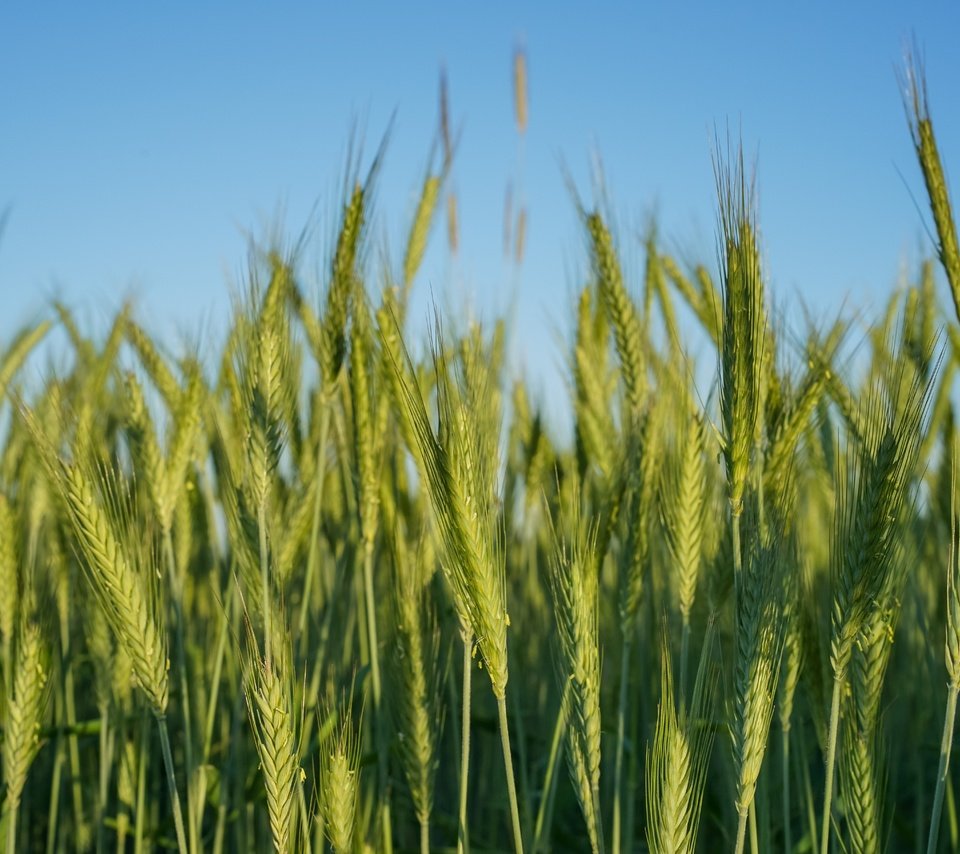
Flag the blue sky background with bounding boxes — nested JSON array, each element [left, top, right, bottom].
[[2, 3, 959, 425]]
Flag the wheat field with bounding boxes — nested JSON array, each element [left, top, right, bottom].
[[1, 56, 959, 854]]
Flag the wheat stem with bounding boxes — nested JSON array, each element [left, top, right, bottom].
[[612, 636, 631, 854], [157, 714, 189, 854], [361, 541, 393, 854], [928, 683, 959, 854], [820, 678, 842, 854], [782, 727, 792, 854], [498, 696, 525, 853], [458, 634, 472, 854], [735, 813, 748, 854], [533, 684, 568, 853]]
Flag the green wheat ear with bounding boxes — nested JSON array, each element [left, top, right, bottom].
[[715, 143, 766, 519], [243, 621, 302, 854], [321, 694, 362, 854], [646, 632, 717, 854], [3, 619, 50, 815], [548, 487, 603, 854], [903, 52, 960, 325]]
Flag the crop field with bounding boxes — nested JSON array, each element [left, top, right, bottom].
[[1, 55, 960, 854]]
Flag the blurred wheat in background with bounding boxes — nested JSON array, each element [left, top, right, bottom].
[[1, 46, 960, 854]]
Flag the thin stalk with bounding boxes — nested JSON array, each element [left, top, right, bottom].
[[421, 816, 430, 854], [612, 635, 632, 854], [361, 541, 393, 854], [458, 633, 473, 854], [948, 775, 958, 850], [733, 511, 748, 854], [532, 684, 567, 853], [156, 714, 189, 854], [928, 682, 959, 854], [592, 781, 606, 854], [782, 727, 792, 854], [820, 677, 843, 854], [44, 723, 64, 854], [134, 712, 150, 854], [498, 696, 525, 854], [96, 705, 112, 854], [6, 799, 19, 854], [735, 812, 748, 854], [749, 799, 759, 854]]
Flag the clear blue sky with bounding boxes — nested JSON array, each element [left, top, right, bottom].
[[2, 3, 958, 421]]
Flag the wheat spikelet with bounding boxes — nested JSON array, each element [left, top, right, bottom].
[[322, 701, 361, 854], [572, 286, 616, 478], [716, 147, 766, 517], [390, 528, 441, 834], [513, 47, 528, 135], [903, 54, 960, 325], [403, 173, 442, 288], [21, 402, 170, 715], [586, 210, 646, 415], [385, 318, 509, 697], [645, 637, 716, 854], [661, 409, 707, 625], [3, 620, 49, 813], [124, 371, 169, 528], [447, 192, 459, 254], [840, 724, 882, 854], [350, 282, 380, 549], [244, 642, 300, 853], [731, 513, 786, 822], [125, 319, 181, 409], [321, 182, 363, 390], [548, 496, 603, 853], [0, 319, 52, 406]]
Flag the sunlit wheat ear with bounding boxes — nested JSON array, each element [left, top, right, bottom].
[[383, 314, 509, 697], [830, 351, 931, 685], [572, 285, 617, 479], [838, 607, 896, 854], [322, 698, 362, 854], [243, 626, 301, 854], [731, 507, 787, 823], [124, 371, 168, 526], [19, 402, 170, 714], [585, 209, 646, 415], [390, 528, 442, 835], [513, 46, 528, 135], [321, 168, 372, 392], [0, 319, 52, 411], [3, 620, 49, 814], [124, 318, 181, 408], [646, 635, 716, 854], [902, 52, 960, 323], [244, 253, 293, 510], [715, 144, 765, 518], [660, 408, 707, 626], [618, 403, 663, 637], [403, 172, 442, 291], [350, 281, 380, 549], [548, 490, 603, 853]]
